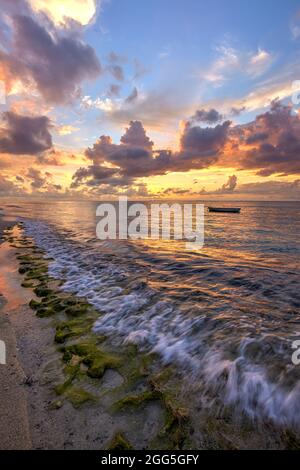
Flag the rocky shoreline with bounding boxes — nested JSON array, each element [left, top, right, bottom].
[[1, 219, 300, 450], [0, 221, 190, 450]]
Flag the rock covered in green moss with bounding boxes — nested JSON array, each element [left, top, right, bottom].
[[107, 432, 133, 450]]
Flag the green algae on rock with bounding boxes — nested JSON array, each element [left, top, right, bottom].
[[107, 432, 134, 450]]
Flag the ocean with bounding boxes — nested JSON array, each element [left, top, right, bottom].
[[1, 198, 300, 429]]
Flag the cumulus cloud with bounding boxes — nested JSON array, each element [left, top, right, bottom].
[[71, 118, 231, 192], [236, 101, 300, 176], [0, 111, 53, 155], [27, 0, 98, 27], [180, 120, 230, 159], [72, 99, 300, 197], [0, 13, 101, 104]]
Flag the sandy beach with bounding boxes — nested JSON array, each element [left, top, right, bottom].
[[0, 218, 31, 449]]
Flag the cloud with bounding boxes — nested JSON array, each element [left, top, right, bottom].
[[180, 120, 231, 160], [0, 111, 53, 155], [237, 179, 300, 198], [291, 9, 300, 39], [107, 84, 121, 97], [191, 108, 224, 124], [26, 167, 62, 191], [26, 167, 48, 188], [0, 173, 19, 195], [107, 51, 127, 64], [56, 125, 80, 136], [219, 174, 237, 192], [201, 43, 274, 86], [0, 13, 101, 104], [27, 0, 99, 27], [230, 106, 246, 117], [108, 65, 124, 82], [248, 49, 273, 77], [125, 87, 138, 104], [72, 118, 231, 192], [202, 44, 239, 85], [160, 178, 300, 200], [81, 95, 120, 112], [236, 101, 300, 176]]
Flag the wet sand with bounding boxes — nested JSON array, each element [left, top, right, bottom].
[[0, 219, 31, 449]]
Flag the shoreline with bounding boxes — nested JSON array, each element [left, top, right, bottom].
[[1, 218, 300, 450], [0, 221, 136, 449], [0, 221, 179, 450]]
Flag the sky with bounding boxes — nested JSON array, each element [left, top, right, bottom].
[[0, 0, 300, 200]]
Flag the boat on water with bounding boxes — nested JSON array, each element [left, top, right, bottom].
[[208, 207, 241, 213]]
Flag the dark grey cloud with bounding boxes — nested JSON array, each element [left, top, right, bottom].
[[237, 101, 300, 175], [0, 111, 53, 155], [0, 14, 101, 104], [191, 108, 224, 124], [230, 106, 246, 117], [245, 132, 269, 144], [120, 120, 153, 148], [181, 121, 231, 157], [71, 165, 119, 188]]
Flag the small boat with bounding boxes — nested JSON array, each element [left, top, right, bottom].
[[208, 207, 241, 213]]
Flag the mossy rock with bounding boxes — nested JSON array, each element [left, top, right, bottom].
[[34, 286, 52, 298], [65, 386, 95, 408], [107, 433, 134, 450], [19, 266, 30, 274], [29, 299, 42, 310], [112, 390, 161, 411], [64, 303, 89, 317], [21, 281, 34, 288], [61, 340, 120, 378], [55, 317, 95, 344]]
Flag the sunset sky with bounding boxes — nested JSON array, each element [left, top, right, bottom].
[[0, 0, 300, 200]]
